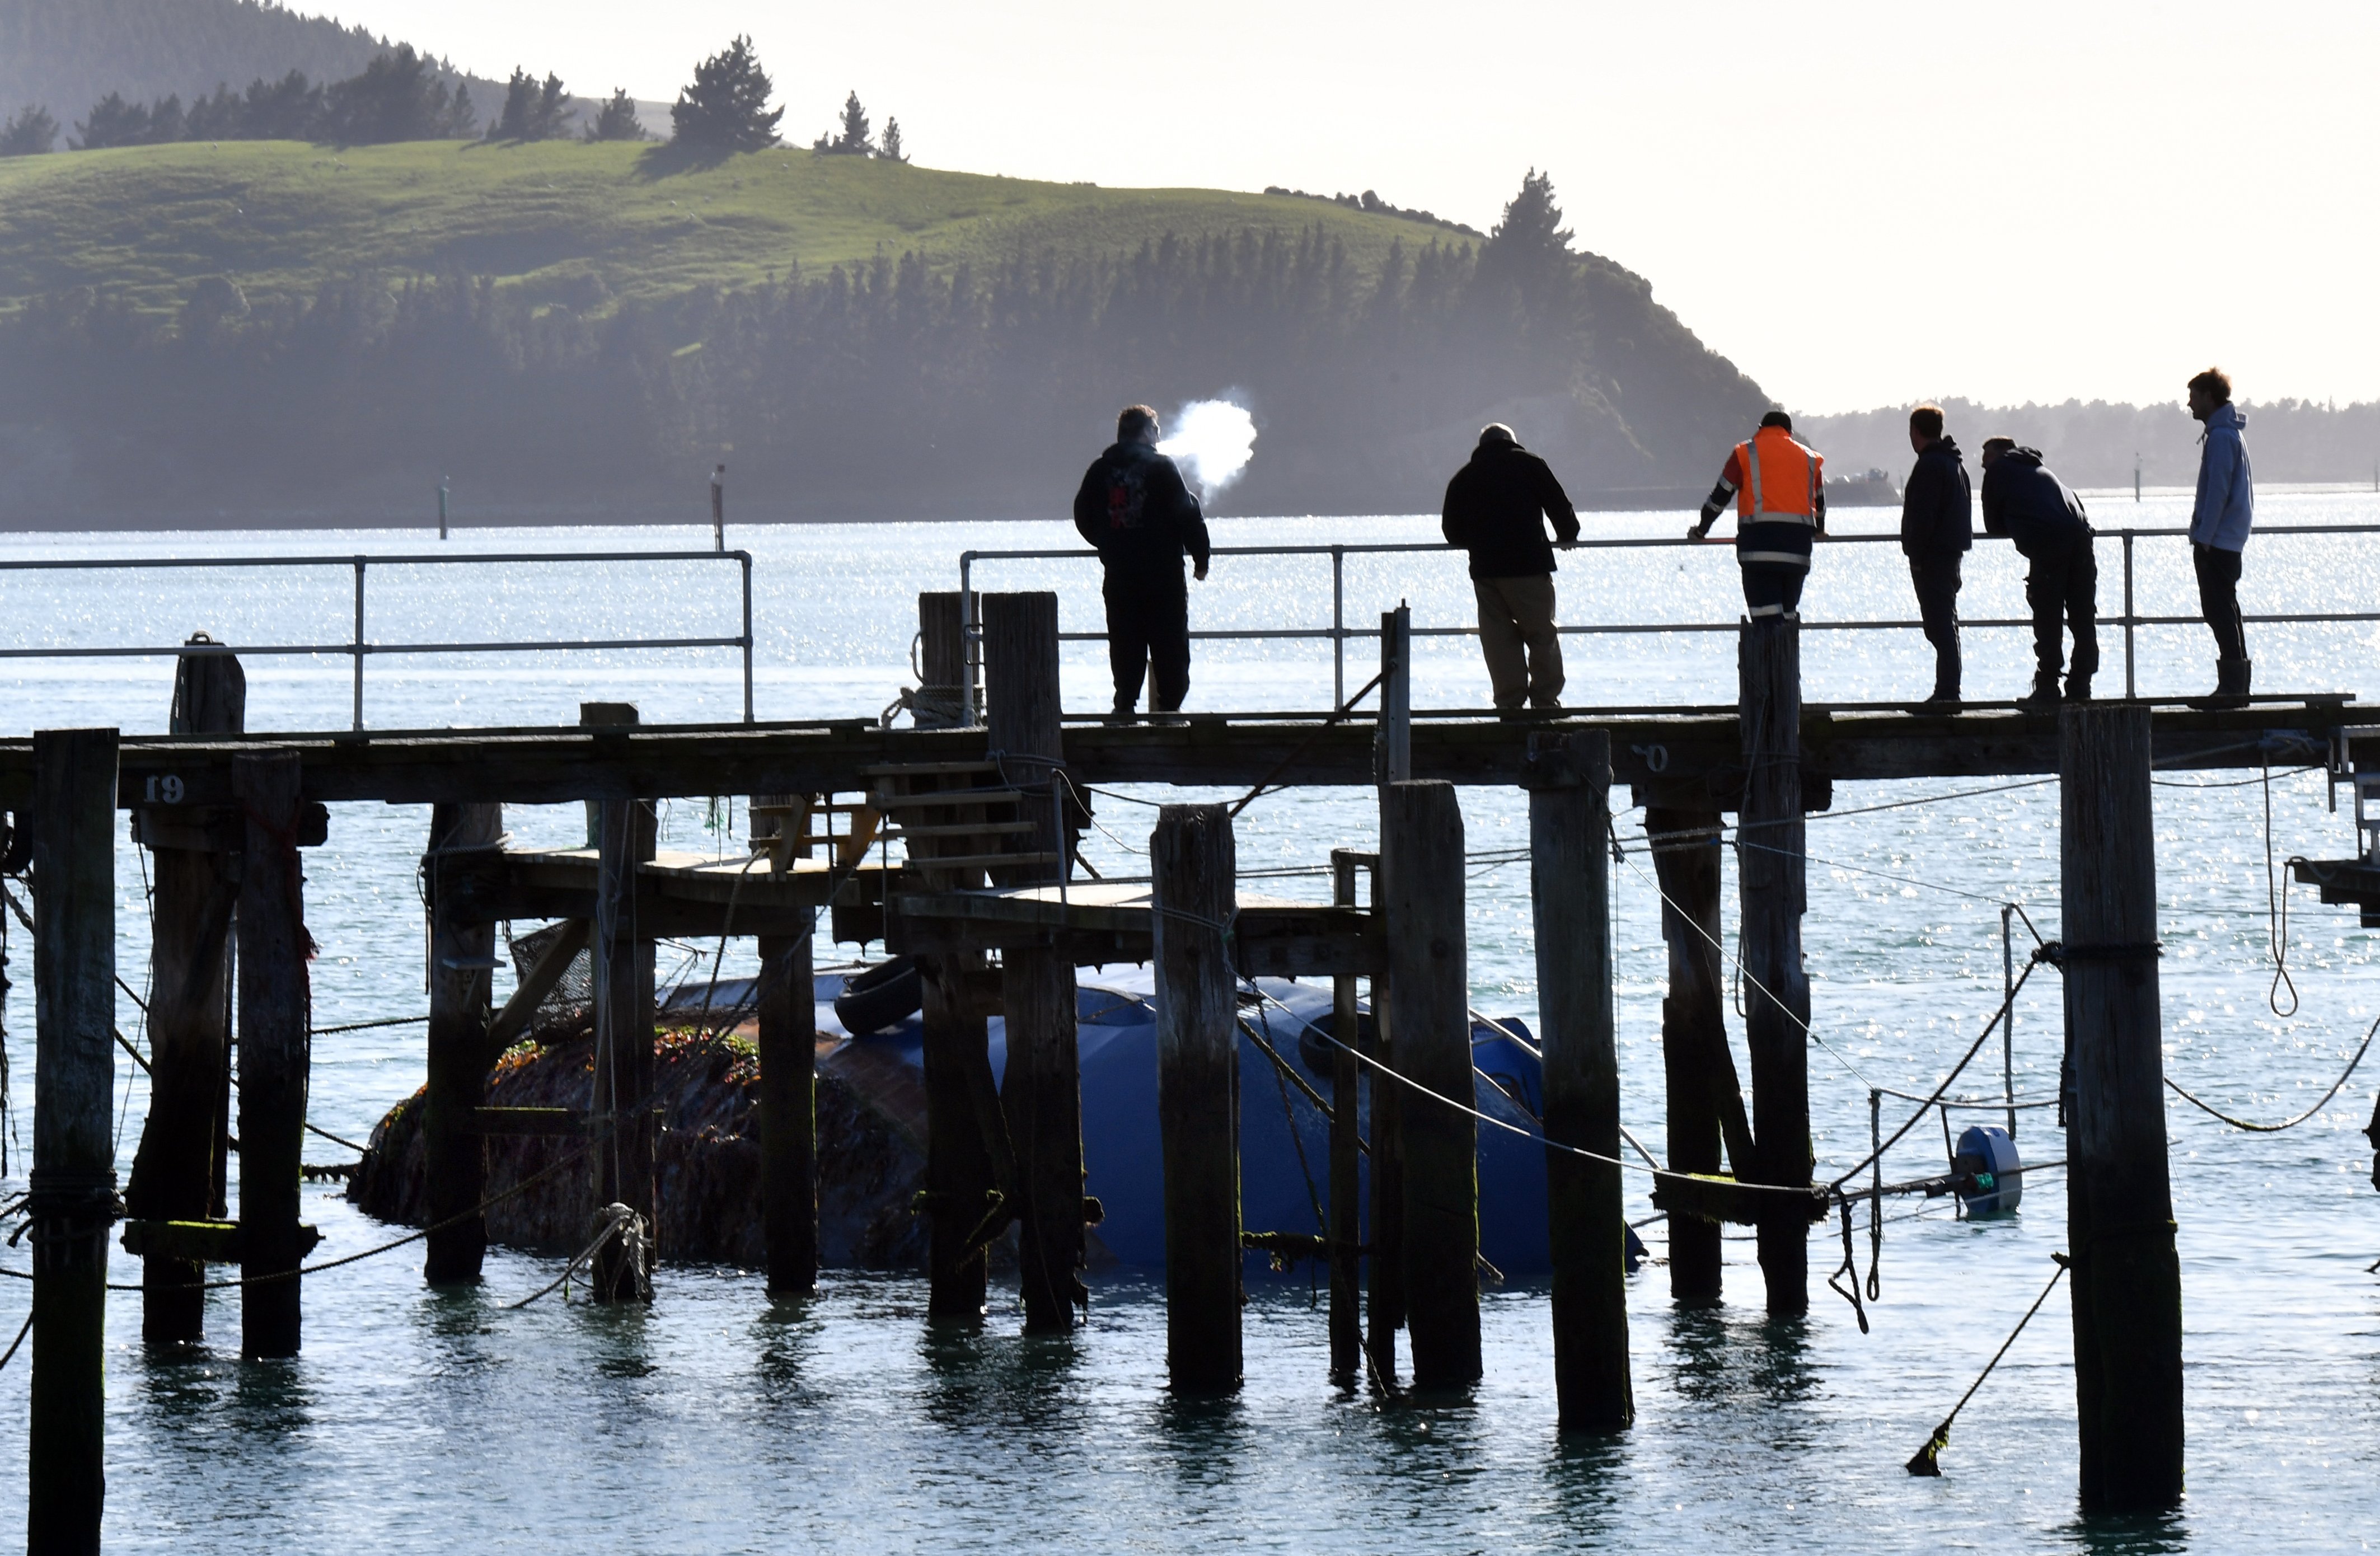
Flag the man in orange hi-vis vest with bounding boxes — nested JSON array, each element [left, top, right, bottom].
[[1688, 409, 1827, 622]]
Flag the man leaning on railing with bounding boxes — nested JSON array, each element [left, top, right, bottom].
[[1440, 421, 1581, 713]]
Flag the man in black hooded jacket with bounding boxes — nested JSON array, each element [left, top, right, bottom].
[[1980, 437, 2097, 709], [1900, 404, 1973, 704], [1441, 422, 1581, 710], [1073, 404, 1212, 718]]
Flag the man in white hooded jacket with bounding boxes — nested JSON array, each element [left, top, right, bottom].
[[2187, 367, 2255, 705]]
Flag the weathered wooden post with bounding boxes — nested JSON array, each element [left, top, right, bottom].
[[985, 590, 1085, 1333], [1646, 804, 1750, 1303], [423, 800, 502, 1284], [1152, 803, 1239, 1393], [125, 640, 243, 1341], [1385, 779, 1479, 1389], [28, 727, 118, 1553], [1525, 730, 1631, 1430], [583, 701, 657, 1302], [1327, 847, 1367, 1381], [235, 748, 308, 1357], [919, 955, 1000, 1321], [1739, 620, 1811, 1315], [756, 930, 817, 1293], [2060, 702, 2184, 1510], [1366, 611, 1412, 1378], [914, 590, 977, 729]]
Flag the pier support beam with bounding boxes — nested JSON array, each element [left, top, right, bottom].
[[126, 642, 243, 1341], [584, 701, 657, 1303], [1385, 779, 1480, 1389], [235, 748, 308, 1357], [1152, 803, 1239, 1393], [1525, 731, 1631, 1431], [423, 801, 502, 1284], [1328, 848, 1370, 1381], [1646, 805, 1737, 1302], [757, 931, 818, 1293], [985, 590, 1085, 1333], [920, 952, 1002, 1320], [2060, 702, 2184, 1511], [1739, 620, 1811, 1316], [28, 727, 118, 1554]]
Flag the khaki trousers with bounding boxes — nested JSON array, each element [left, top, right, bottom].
[[1473, 574, 1564, 709]]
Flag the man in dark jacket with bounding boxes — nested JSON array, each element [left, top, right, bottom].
[[1900, 404, 1973, 704], [1073, 404, 1212, 718], [1441, 423, 1581, 710], [1980, 437, 2097, 710]]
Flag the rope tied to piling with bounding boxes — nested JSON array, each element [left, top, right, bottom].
[[1908, 1254, 2069, 1475], [15, 1168, 123, 1272], [508, 1202, 650, 1309]]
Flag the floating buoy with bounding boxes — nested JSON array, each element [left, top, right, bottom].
[[1953, 1124, 2023, 1216]]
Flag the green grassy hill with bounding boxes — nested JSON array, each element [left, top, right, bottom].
[[0, 138, 1473, 316]]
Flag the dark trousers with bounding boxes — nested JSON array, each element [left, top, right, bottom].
[[2026, 538, 2100, 681], [1740, 563, 1805, 620], [2194, 542, 2247, 661], [1908, 555, 1962, 695], [1104, 569, 1189, 713]]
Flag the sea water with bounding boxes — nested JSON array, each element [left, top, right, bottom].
[[1, 499, 2377, 1552]]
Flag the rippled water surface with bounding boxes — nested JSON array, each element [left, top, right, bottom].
[[2, 500, 2379, 1552]]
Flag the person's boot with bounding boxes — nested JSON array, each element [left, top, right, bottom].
[[2017, 669, 2062, 711], [2193, 657, 2251, 709], [2065, 670, 2092, 703], [1923, 680, 1961, 708]]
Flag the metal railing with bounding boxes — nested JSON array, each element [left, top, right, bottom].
[[0, 549, 756, 730], [959, 524, 2380, 717]]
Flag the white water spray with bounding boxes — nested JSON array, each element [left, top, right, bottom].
[[1158, 398, 1257, 500]]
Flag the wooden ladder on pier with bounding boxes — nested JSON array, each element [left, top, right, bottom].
[[862, 760, 1065, 887]]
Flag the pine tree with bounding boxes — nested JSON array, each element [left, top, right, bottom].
[[532, 74, 571, 139], [813, 90, 873, 155], [879, 115, 905, 164], [0, 105, 59, 156], [318, 46, 447, 144], [670, 36, 783, 151], [243, 71, 323, 140], [71, 92, 151, 149], [584, 89, 646, 142], [146, 93, 186, 144], [444, 82, 478, 139]]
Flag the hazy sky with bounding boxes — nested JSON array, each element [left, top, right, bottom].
[[329, 1, 2377, 412]]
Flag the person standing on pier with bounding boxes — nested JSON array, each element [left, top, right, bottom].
[[1440, 421, 1581, 711], [1074, 404, 1211, 720], [1980, 437, 2097, 709], [2187, 367, 2255, 706], [1900, 404, 1973, 704], [1689, 410, 1826, 623]]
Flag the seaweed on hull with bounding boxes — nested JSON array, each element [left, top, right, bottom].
[[348, 1013, 936, 1271]]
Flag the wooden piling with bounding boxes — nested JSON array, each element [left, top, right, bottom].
[[125, 641, 243, 1341], [235, 748, 308, 1358], [1739, 620, 1811, 1315], [27, 727, 118, 1553], [2060, 702, 2185, 1510], [1327, 848, 1367, 1381], [423, 801, 502, 1284], [984, 590, 1085, 1332], [584, 701, 657, 1303], [1645, 804, 1749, 1302], [1524, 731, 1631, 1430], [914, 590, 977, 729], [919, 952, 1001, 1320], [1152, 803, 1240, 1393], [757, 931, 818, 1293], [1384, 779, 1480, 1389]]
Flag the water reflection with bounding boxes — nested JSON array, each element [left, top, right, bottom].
[[2058, 1508, 2191, 1555]]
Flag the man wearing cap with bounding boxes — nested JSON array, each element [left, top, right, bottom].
[[1441, 422, 1581, 711], [1689, 410, 1826, 622]]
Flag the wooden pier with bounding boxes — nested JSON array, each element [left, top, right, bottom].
[[18, 584, 2373, 1541]]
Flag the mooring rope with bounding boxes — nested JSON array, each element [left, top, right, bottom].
[[1906, 1255, 2068, 1475], [2163, 1011, 2380, 1133]]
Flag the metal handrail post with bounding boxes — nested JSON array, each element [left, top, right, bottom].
[[739, 550, 755, 724], [1332, 545, 1346, 708], [352, 555, 367, 732], [2122, 531, 2137, 700]]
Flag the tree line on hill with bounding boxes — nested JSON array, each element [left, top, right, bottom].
[[1, 33, 893, 160], [0, 172, 1766, 523]]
